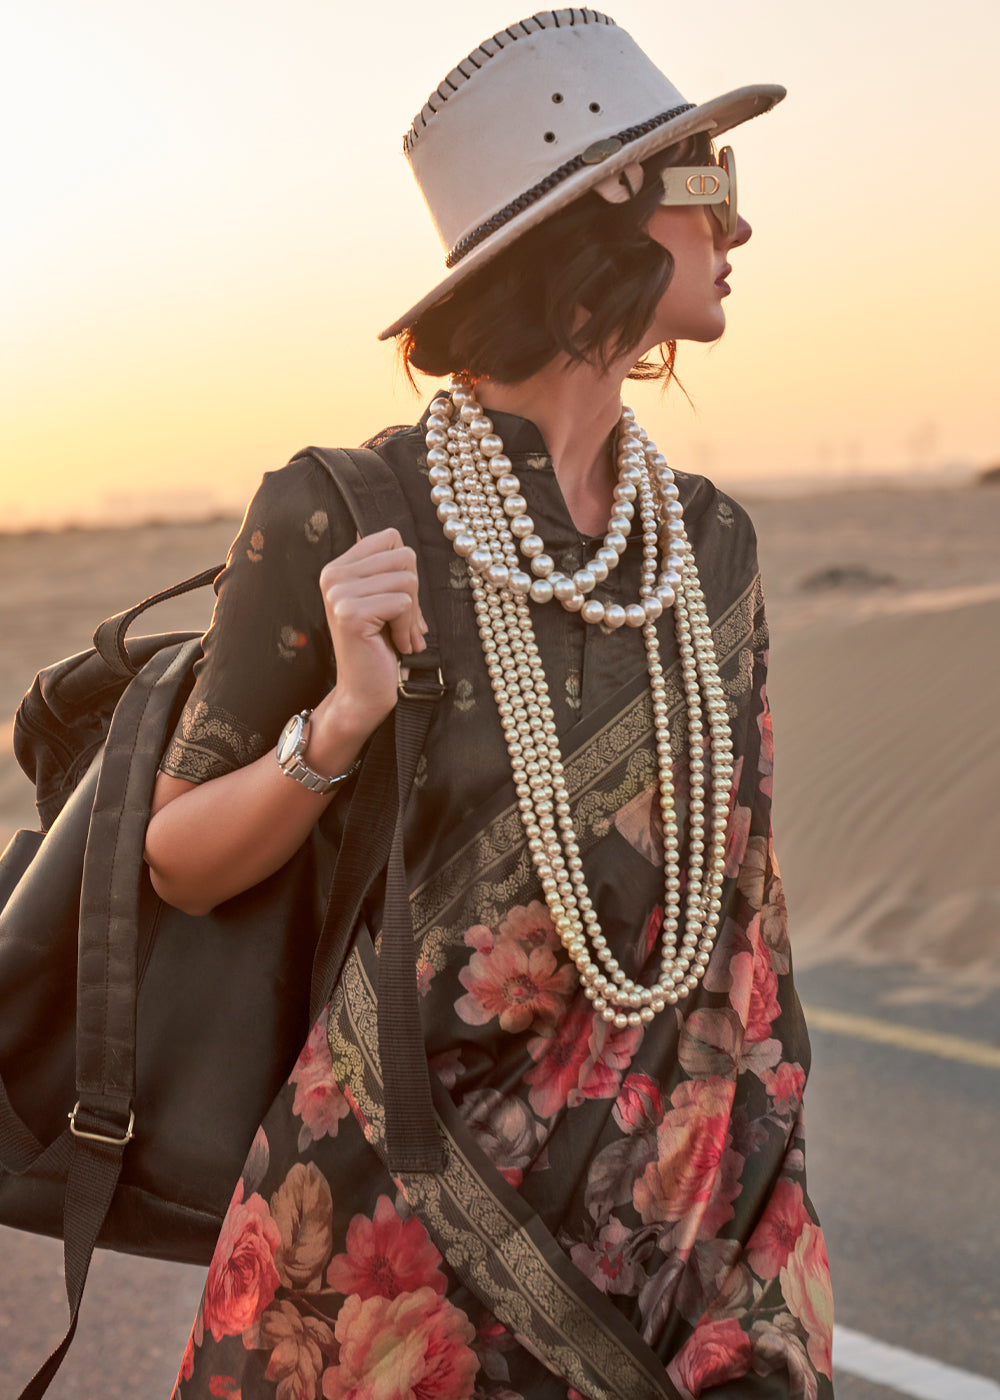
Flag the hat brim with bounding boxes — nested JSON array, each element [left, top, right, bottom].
[[378, 83, 785, 342]]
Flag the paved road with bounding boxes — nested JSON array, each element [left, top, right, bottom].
[[798, 961, 1000, 1395], [2, 961, 997, 1398]]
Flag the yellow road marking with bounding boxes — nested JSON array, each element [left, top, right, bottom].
[[804, 1005, 1000, 1070]]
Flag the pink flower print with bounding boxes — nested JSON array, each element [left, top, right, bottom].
[[326, 1194, 447, 1301], [526, 1004, 642, 1118], [669, 1315, 752, 1396], [729, 942, 780, 1043], [762, 1061, 807, 1118], [525, 1004, 592, 1117], [202, 1181, 281, 1343], [613, 1072, 664, 1135], [463, 923, 494, 955], [497, 899, 560, 953], [569, 1217, 648, 1296], [289, 1016, 351, 1151], [456, 938, 575, 1034], [633, 1077, 743, 1244], [323, 1287, 477, 1400], [746, 1179, 811, 1279], [780, 1220, 834, 1378]]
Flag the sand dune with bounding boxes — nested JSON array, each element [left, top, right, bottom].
[[2, 481, 998, 1000], [769, 596, 999, 999]]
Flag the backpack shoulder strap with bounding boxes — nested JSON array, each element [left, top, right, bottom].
[[294, 444, 446, 1172]]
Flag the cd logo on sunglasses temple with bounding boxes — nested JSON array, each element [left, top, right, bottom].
[[685, 172, 722, 196]]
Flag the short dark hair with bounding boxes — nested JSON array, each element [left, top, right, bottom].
[[398, 132, 712, 387]]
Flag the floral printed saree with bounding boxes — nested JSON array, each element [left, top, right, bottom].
[[168, 412, 834, 1400]]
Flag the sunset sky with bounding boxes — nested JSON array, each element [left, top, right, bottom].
[[2, 0, 997, 528]]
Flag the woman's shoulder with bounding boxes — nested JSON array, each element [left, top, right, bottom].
[[239, 427, 426, 551], [673, 468, 758, 544]]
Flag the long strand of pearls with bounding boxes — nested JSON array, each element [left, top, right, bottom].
[[426, 378, 734, 1025]]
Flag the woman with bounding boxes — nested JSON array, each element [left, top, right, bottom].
[[147, 11, 834, 1398]]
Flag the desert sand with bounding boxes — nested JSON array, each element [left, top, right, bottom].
[[2, 479, 998, 1001]]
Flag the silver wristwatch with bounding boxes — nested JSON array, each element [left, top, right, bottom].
[[275, 710, 360, 795]]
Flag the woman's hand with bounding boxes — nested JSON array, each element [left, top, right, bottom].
[[145, 527, 426, 914], [314, 527, 427, 746]]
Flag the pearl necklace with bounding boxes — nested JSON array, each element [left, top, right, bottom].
[[426, 379, 734, 1026]]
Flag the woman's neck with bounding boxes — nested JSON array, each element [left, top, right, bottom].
[[476, 358, 628, 536]]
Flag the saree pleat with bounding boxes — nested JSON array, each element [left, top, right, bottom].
[[171, 414, 833, 1400]]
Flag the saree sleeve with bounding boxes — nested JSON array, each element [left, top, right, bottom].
[[159, 459, 353, 784]]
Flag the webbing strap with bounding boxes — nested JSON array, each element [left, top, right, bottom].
[[301, 447, 445, 1170]]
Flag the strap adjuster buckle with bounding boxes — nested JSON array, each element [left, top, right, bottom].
[[397, 661, 446, 701], [68, 1101, 135, 1146]]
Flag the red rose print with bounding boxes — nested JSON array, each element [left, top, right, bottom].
[[746, 1179, 811, 1279], [613, 1072, 664, 1134], [326, 1194, 447, 1301], [323, 1287, 478, 1400], [669, 1315, 752, 1396], [633, 1077, 743, 1245], [202, 1181, 281, 1342], [208, 1378, 241, 1400]]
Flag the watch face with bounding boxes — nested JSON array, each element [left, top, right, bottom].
[[276, 713, 305, 766]]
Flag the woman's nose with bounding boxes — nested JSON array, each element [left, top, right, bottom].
[[728, 213, 753, 249]]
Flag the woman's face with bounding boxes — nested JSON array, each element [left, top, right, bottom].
[[641, 203, 753, 348]]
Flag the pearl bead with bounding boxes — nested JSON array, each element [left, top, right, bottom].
[[580, 599, 605, 625], [486, 564, 510, 588], [624, 604, 647, 628], [529, 579, 555, 604]]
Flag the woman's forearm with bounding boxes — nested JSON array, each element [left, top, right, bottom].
[[144, 693, 374, 915]]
